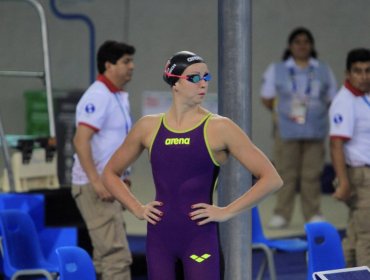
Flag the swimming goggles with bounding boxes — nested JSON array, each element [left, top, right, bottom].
[[165, 72, 212, 83]]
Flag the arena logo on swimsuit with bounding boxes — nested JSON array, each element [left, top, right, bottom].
[[164, 137, 190, 145], [190, 253, 211, 263]]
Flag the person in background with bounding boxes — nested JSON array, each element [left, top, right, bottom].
[[71, 40, 135, 280], [260, 27, 337, 229], [329, 48, 370, 267], [102, 51, 283, 279]]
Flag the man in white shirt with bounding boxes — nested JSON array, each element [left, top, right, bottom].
[[72, 40, 135, 280], [329, 48, 370, 267]]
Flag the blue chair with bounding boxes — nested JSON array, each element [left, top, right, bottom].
[[0, 210, 58, 280], [0, 193, 45, 230], [305, 221, 345, 280], [55, 246, 96, 280], [40, 227, 78, 264], [252, 207, 308, 280], [127, 235, 146, 255], [0, 193, 77, 264]]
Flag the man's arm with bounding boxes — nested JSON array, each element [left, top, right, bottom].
[[260, 64, 276, 112], [73, 124, 114, 201], [261, 97, 275, 111], [330, 137, 351, 201]]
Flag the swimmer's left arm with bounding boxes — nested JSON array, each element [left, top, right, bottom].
[[190, 116, 283, 225]]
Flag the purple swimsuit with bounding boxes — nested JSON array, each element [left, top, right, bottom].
[[147, 113, 221, 280]]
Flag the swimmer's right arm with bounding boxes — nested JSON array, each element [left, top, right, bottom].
[[102, 115, 164, 225]]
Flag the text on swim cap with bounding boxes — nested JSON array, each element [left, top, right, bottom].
[[168, 63, 176, 74], [187, 56, 203, 62]]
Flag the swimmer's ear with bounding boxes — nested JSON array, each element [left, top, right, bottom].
[[173, 81, 180, 91]]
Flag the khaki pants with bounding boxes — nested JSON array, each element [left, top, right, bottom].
[[72, 184, 132, 280], [273, 133, 325, 222], [342, 166, 370, 267]]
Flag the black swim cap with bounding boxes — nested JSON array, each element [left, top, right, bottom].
[[163, 51, 205, 86]]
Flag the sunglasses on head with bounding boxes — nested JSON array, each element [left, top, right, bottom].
[[166, 72, 212, 83]]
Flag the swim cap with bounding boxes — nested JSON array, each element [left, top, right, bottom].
[[163, 51, 205, 86]]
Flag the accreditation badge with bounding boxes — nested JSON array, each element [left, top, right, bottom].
[[290, 96, 307, 124]]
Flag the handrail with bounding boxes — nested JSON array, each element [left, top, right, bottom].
[[0, 0, 55, 138], [0, 71, 44, 78], [0, 0, 55, 192], [26, 0, 55, 138], [0, 114, 15, 190]]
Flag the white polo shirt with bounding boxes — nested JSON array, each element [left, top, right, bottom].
[[329, 81, 370, 167], [72, 75, 132, 184]]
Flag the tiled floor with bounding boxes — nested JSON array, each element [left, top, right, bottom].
[[260, 193, 348, 239]]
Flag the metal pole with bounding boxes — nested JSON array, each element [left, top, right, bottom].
[[0, 0, 56, 190], [0, 71, 44, 78], [26, 0, 56, 138], [0, 113, 15, 192], [218, 1, 252, 280], [0, 0, 56, 138]]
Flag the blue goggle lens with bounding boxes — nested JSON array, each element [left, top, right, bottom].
[[187, 73, 212, 83]]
